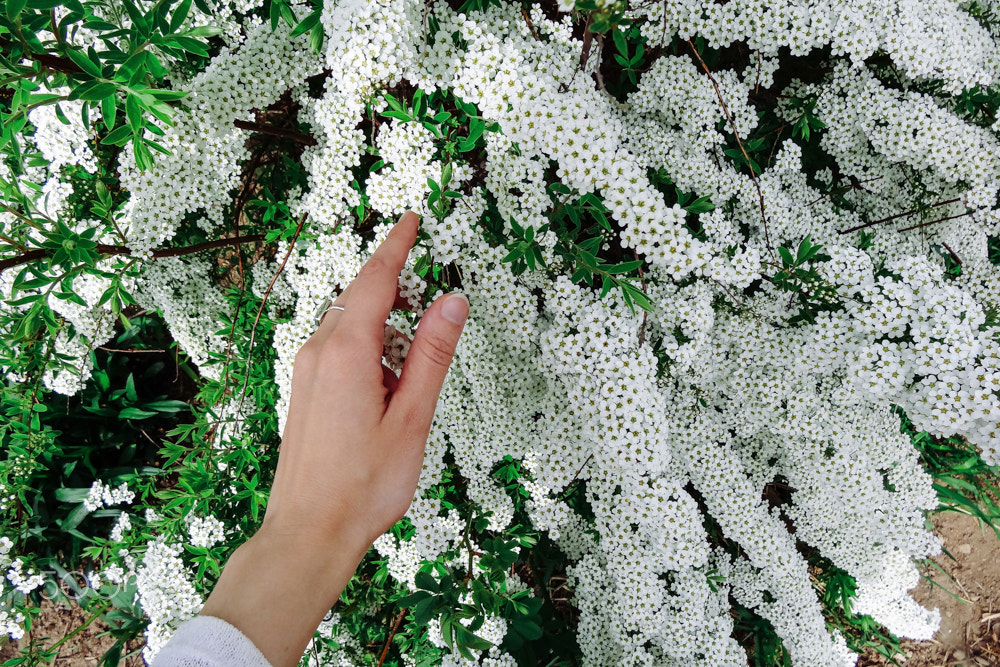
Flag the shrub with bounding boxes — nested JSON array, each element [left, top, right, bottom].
[[1, 0, 999, 665]]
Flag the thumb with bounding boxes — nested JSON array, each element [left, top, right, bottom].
[[386, 292, 469, 437]]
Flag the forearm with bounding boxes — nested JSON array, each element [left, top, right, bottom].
[[199, 527, 369, 667]]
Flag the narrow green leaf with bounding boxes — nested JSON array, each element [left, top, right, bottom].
[[169, 0, 191, 32], [66, 49, 102, 77], [6, 0, 27, 21], [101, 93, 117, 131], [101, 125, 133, 146], [290, 7, 319, 37]]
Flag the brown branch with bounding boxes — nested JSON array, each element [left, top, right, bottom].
[[522, 7, 540, 41], [837, 198, 961, 235], [941, 242, 962, 266], [570, 453, 594, 484], [0, 234, 267, 273], [235, 213, 310, 419], [897, 209, 978, 233], [687, 40, 774, 257], [376, 609, 408, 667], [233, 119, 317, 146], [31, 52, 82, 75]]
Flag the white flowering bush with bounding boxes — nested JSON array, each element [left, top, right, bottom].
[[1, 0, 1000, 665]]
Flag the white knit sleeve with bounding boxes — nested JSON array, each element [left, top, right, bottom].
[[151, 616, 273, 667]]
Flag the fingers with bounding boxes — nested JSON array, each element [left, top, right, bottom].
[[386, 292, 468, 437], [334, 211, 419, 354]]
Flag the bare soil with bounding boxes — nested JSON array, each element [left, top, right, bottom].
[[0, 599, 144, 666], [859, 511, 1000, 667]]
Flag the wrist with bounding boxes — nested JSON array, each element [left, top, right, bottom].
[[200, 524, 371, 667]]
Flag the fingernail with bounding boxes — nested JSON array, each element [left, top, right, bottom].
[[441, 293, 469, 325]]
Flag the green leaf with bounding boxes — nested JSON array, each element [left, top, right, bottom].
[[778, 246, 794, 267], [126, 94, 143, 133], [55, 487, 90, 503], [605, 260, 643, 274], [70, 81, 116, 101], [172, 35, 209, 56], [684, 195, 714, 214], [119, 406, 159, 420], [454, 625, 492, 651], [66, 49, 102, 77], [101, 94, 117, 131], [308, 23, 323, 52], [290, 7, 319, 37], [184, 25, 222, 38], [169, 0, 191, 32], [395, 590, 432, 608], [414, 570, 439, 592], [6, 0, 27, 21], [612, 28, 628, 56], [143, 400, 190, 413], [413, 89, 426, 119], [101, 125, 133, 146]]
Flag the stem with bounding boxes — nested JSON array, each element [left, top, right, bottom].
[[45, 602, 112, 654], [233, 119, 317, 146], [0, 234, 267, 274], [375, 609, 408, 667], [687, 40, 774, 259], [234, 213, 309, 420], [897, 209, 978, 233], [837, 198, 961, 235]]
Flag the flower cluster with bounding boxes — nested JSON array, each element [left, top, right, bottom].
[[5, 0, 1000, 663]]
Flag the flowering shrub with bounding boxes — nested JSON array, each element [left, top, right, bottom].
[[1, 0, 1000, 665]]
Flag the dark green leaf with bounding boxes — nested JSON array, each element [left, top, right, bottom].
[[66, 49, 102, 77], [6, 0, 27, 22], [169, 0, 191, 32]]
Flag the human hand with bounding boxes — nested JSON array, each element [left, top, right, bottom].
[[199, 211, 468, 667], [261, 210, 469, 550]]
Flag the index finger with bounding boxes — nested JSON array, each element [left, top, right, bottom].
[[336, 211, 420, 355]]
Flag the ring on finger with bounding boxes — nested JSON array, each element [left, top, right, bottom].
[[315, 297, 346, 325]]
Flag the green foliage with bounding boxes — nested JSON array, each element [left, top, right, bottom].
[[768, 235, 838, 324]]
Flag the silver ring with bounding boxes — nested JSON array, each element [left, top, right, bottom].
[[315, 299, 345, 324]]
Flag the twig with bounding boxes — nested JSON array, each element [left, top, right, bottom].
[[235, 213, 309, 419], [593, 34, 629, 111], [898, 209, 978, 233], [521, 7, 540, 41], [570, 453, 594, 483], [686, 40, 774, 258], [97, 347, 167, 353], [376, 609, 408, 667], [941, 242, 962, 266], [234, 119, 317, 146], [0, 234, 267, 273], [837, 198, 961, 235]]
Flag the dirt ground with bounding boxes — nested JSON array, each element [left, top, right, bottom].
[[1, 511, 998, 666], [859, 511, 1000, 667], [0, 599, 144, 666]]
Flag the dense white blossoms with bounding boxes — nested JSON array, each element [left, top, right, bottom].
[[5, 0, 1000, 662], [133, 538, 203, 662], [84, 480, 135, 512]]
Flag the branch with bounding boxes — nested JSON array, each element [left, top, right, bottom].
[[31, 52, 83, 75], [0, 234, 267, 274], [235, 213, 310, 418], [687, 40, 774, 258], [376, 609, 408, 667], [837, 198, 961, 235], [897, 209, 979, 233], [233, 119, 317, 146]]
